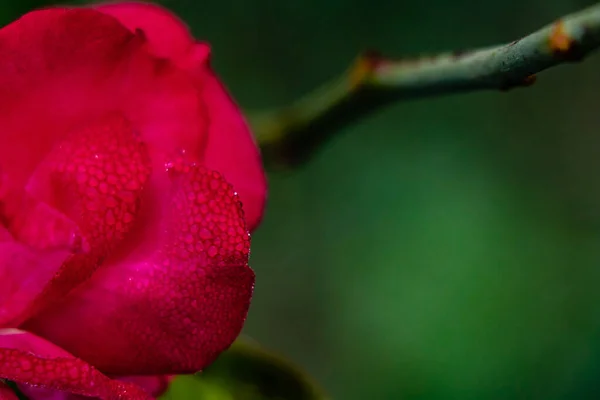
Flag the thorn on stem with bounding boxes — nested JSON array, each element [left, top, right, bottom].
[[549, 20, 588, 61], [499, 74, 537, 91], [549, 20, 573, 53], [523, 74, 537, 86]]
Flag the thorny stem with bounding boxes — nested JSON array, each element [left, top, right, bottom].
[[248, 2, 600, 168]]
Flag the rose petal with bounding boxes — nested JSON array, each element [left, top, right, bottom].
[[0, 114, 150, 326], [0, 7, 197, 324], [199, 68, 268, 231], [0, 8, 144, 190], [92, 2, 268, 231], [0, 165, 81, 327], [0, 330, 152, 400], [0, 226, 72, 327], [25, 165, 255, 375], [118, 375, 173, 398], [19, 375, 171, 400], [92, 2, 197, 64], [29, 114, 151, 305], [16, 386, 85, 400], [0, 7, 209, 215]]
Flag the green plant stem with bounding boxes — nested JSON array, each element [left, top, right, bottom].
[[249, 2, 600, 168]]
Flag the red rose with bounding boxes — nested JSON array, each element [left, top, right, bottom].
[[0, 2, 267, 399]]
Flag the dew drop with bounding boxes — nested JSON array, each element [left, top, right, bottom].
[[208, 246, 218, 258]]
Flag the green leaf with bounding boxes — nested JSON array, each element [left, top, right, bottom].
[[161, 338, 328, 400]]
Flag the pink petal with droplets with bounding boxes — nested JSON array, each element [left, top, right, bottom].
[[199, 67, 268, 231], [1, 114, 150, 326], [93, 2, 268, 231], [25, 166, 255, 375], [0, 3, 265, 389], [0, 7, 213, 322], [0, 7, 208, 188], [0, 330, 152, 400], [0, 8, 145, 190], [0, 225, 72, 327], [27, 114, 151, 311], [19, 375, 171, 400], [118, 375, 173, 398]]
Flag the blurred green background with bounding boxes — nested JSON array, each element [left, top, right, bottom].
[[8, 0, 600, 398]]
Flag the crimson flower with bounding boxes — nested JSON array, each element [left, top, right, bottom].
[[0, 2, 267, 399]]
